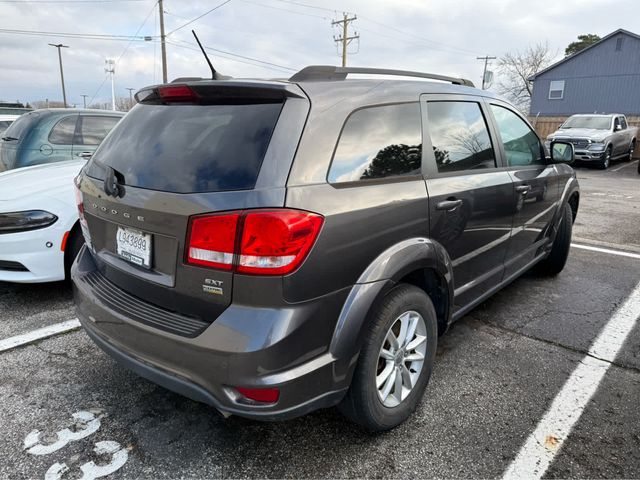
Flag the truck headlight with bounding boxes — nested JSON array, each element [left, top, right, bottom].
[[588, 143, 606, 151], [0, 210, 58, 234]]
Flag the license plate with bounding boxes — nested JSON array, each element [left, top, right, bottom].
[[116, 226, 152, 268]]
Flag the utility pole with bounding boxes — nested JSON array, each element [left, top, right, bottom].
[[49, 43, 69, 107], [332, 13, 359, 67], [158, 0, 168, 82], [105, 59, 116, 111], [476, 55, 496, 90], [80, 94, 88, 108], [126, 88, 135, 110]]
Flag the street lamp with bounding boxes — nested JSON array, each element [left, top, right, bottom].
[[49, 43, 69, 108]]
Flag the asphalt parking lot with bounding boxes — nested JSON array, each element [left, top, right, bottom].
[[1, 160, 639, 479]]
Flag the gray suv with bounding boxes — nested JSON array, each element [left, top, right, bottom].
[[72, 66, 579, 431]]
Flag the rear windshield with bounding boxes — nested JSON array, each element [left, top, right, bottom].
[[1, 111, 41, 141], [86, 102, 283, 193]]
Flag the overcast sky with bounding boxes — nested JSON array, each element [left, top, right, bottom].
[[1, 0, 637, 107]]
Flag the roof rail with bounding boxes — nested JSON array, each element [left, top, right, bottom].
[[289, 65, 475, 87]]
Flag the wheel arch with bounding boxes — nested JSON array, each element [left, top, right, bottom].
[[329, 238, 454, 362]]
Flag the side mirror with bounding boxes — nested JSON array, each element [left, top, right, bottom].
[[615, 124, 623, 131], [550, 141, 574, 164]]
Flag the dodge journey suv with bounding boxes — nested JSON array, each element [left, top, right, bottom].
[[72, 66, 579, 431]]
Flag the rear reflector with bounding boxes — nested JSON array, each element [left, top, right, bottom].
[[185, 209, 323, 275], [236, 387, 280, 404], [157, 85, 199, 103]]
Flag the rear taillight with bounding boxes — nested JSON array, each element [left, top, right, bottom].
[[187, 213, 240, 270], [186, 209, 323, 276], [74, 183, 86, 226]]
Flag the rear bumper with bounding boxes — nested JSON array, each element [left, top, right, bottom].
[[72, 246, 352, 421]]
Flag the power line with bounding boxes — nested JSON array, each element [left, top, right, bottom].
[[0, 0, 151, 3], [0, 27, 153, 41], [167, 39, 294, 73], [88, 1, 157, 106], [166, 0, 233, 35], [238, 0, 328, 20], [269, 0, 484, 56]]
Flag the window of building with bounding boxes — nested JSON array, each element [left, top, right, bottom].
[[328, 103, 422, 183], [616, 37, 624, 52], [425, 101, 496, 173], [548, 80, 565, 100]]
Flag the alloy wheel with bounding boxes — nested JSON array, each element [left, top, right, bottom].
[[375, 310, 427, 408]]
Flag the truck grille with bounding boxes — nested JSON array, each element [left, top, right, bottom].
[[567, 138, 591, 150]]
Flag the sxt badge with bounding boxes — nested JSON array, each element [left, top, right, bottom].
[[203, 278, 223, 296]]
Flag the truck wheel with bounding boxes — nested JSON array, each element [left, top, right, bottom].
[[338, 284, 438, 431], [628, 140, 636, 162], [599, 146, 612, 169], [535, 203, 572, 276]]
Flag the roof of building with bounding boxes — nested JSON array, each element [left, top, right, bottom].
[[529, 29, 640, 81]]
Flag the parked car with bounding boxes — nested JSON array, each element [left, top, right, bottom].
[[72, 66, 579, 431], [0, 160, 86, 282], [546, 113, 637, 169], [0, 109, 124, 172], [0, 115, 19, 137]]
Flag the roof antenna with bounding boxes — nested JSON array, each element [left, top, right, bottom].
[[191, 29, 230, 80]]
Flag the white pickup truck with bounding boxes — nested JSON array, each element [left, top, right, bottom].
[[546, 114, 637, 169]]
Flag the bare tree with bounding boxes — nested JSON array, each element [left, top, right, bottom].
[[497, 42, 555, 113], [31, 100, 65, 109], [115, 96, 136, 111]]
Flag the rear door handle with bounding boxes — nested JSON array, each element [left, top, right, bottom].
[[436, 199, 463, 211], [515, 185, 531, 195]]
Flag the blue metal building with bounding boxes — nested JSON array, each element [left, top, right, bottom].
[[529, 29, 640, 116]]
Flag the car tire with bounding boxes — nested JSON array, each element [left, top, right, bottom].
[[64, 226, 85, 281], [338, 284, 438, 431], [628, 140, 636, 162], [599, 146, 612, 169], [535, 203, 573, 276]]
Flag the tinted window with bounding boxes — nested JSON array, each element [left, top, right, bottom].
[[77, 116, 120, 145], [426, 101, 495, 173], [621, 117, 628, 129], [48, 115, 77, 145], [491, 105, 544, 166], [328, 103, 422, 183], [86, 103, 282, 193], [2, 111, 41, 141], [0, 121, 12, 135]]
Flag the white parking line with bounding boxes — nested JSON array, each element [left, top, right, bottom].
[[571, 243, 640, 260], [503, 281, 640, 479], [0, 319, 81, 353], [610, 159, 639, 172]]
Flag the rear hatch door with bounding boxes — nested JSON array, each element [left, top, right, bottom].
[[79, 81, 309, 322]]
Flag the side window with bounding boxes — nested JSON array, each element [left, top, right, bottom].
[[328, 103, 422, 183], [426, 101, 496, 173], [77, 116, 120, 146], [490, 105, 544, 167], [621, 117, 628, 129], [613, 117, 621, 130], [48, 116, 77, 145]]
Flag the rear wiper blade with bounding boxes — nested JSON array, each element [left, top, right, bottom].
[[1, 136, 18, 141]]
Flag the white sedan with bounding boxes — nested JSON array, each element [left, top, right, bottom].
[[0, 159, 84, 282]]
